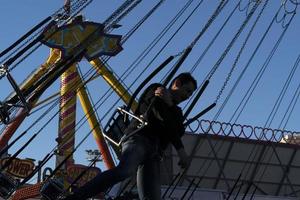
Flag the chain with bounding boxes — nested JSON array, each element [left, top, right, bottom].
[[213, 2, 261, 104], [52, 0, 81, 19], [208, 2, 260, 81], [173, 49, 185, 58], [103, 0, 135, 26], [289, 0, 300, 5], [105, 0, 142, 32], [69, 0, 90, 14], [52, 0, 90, 20], [68, 0, 94, 21], [121, 0, 166, 44], [0, 0, 93, 67], [283, 0, 298, 14], [189, 0, 228, 48]]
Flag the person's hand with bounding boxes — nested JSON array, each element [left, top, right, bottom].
[[154, 87, 173, 106], [177, 148, 190, 169]]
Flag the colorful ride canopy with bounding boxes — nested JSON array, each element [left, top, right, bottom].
[[41, 20, 123, 61]]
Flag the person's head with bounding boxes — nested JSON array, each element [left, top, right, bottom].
[[169, 72, 197, 104]]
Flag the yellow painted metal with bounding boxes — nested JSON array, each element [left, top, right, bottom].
[[76, 74, 115, 169], [33, 73, 101, 109], [57, 65, 78, 166], [89, 58, 138, 111], [56, 65, 78, 187], [19, 48, 61, 91], [0, 49, 61, 147]]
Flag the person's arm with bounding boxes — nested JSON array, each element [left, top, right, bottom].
[[140, 85, 190, 168], [177, 147, 190, 168], [170, 121, 190, 169], [154, 87, 190, 168]]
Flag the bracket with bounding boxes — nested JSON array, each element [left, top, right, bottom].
[[0, 65, 30, 124]]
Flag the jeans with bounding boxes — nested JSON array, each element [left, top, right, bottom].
[[65, 135, 161, 200]]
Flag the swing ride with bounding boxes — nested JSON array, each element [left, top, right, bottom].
[[1, 0, 300, 199]]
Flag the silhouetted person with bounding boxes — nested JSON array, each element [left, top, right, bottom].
[[63, 72, 197, 200]]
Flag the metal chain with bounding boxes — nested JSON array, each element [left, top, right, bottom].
[[121, 0, 166, 44], [189, 0, 228, 48], [51, 0, 88, 20], [66, 0, 94, 23], [103, 0, 136, 26], [283, 0, 298, 14], [289, 0, 300, 5], [215, 1, 265, 104], [239, 0, 252, 12], [105, 0, 142, 32], [0, 0, 92, 67], [208, 2, 260, 83]]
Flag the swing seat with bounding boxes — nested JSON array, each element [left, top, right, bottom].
[[40, 178, 66, 200], [103, 106, 147, 157], [0, 172, 18, 199], [103, 107, 130, 147], [0, 102, 10, 124]]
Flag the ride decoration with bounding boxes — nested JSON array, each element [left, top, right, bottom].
[[41, 20, 123, 61], [188, 119, 300, 143]]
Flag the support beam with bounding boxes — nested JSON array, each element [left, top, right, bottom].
[[275, 148, 297, 196], [213, 141, 234, 189], [89, 58, 137, 111], [205, 136, 231, 190], [0, 49, 60, 148], [56, 65, 78, 184], [242, 145, 267, 196], [77, 75, 115, 169]]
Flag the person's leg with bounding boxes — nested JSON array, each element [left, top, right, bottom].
[[63, 136, 148, 200], [137, 156, 161, 200]]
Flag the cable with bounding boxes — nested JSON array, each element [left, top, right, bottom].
[[225, 12, 296, 199], [168, 1, 269, 198], [3, 0, 188, 186]]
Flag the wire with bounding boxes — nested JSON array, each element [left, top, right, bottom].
[[0, 0, 93, 67], [2, 0, 188, 188], [225, 12, 296, 199], [168, 1, 271, 198]]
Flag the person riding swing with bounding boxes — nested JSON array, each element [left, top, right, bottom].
[[62, 72, 197, 200]]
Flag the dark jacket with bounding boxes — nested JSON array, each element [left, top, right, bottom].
[[125, 83, 184, 150]]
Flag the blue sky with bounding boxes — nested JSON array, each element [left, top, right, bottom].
[[1, 0, 300, 182]]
